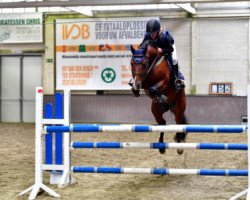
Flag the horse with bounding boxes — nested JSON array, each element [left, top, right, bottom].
[[129, 41, 188, 154]]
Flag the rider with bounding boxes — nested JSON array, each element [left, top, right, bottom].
[[140, 19, 185, 90]]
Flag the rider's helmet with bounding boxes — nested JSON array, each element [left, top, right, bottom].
[[146, 19, 161, 34]]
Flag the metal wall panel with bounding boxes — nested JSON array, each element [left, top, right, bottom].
[[23, 56, 42, 122], [196, 18, 248, 95], [0, 55, 42, 122], [44, 95, 245, 125], [1, 56, 21, 122]]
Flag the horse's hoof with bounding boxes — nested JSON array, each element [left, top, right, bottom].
[[177, 149, 184, 155], [159, 149, 166, 154]]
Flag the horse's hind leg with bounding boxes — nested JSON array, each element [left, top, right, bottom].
[[151, 102, 166, 154], [174, 114, 188, 155]]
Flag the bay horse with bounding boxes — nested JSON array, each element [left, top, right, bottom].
[[129, 41, 188, 154]]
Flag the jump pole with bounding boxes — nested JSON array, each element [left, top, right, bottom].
[[71, 141, 248, 150], [45, 124, 247, 133], [71, 167, 248, 176]]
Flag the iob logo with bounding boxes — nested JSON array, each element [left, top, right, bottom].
[[101, 68, 116, 83]]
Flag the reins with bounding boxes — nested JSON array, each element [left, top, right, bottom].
[[144, 52, 164, 80]]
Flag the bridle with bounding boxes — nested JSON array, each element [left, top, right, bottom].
[[132, 52, 161, 81]]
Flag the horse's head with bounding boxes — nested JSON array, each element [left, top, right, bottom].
[[129, 45, 148, 97], [129, 42, 159, 97]]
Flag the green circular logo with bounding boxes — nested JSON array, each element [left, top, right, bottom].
[[101, 68, 116, 83]]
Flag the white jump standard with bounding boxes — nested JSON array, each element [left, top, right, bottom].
[[19, 88, 61, 200]]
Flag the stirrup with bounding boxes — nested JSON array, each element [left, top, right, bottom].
[[175, 79, 185, 90], [156, 95, 168, 104]]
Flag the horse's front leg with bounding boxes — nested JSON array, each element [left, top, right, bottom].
[[173, 114, 188, 155], [151, 101, 167, 154], [159, 132, 164, 143]]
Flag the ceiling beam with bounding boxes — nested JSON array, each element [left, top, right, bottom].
[[0, 0, 249, 9], [176, 3, 196, 14], [66, 7, 93, 16]]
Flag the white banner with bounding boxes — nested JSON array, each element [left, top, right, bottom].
[[0, 13, 42, 43], [56, 17, 156, 90]]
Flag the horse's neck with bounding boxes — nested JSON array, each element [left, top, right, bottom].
[[145, 46, 172, 86], [144, 59, 171, 89], [146, 45, 158, 58]]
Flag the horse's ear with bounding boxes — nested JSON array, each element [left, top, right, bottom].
[[130, 45, 135, 54]]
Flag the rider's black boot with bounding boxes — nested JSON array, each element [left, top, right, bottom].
[[173, 63, 185, 90]]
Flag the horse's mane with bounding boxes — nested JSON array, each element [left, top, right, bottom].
[[138, 39, 157, 54], [131, 40, 158, 65]]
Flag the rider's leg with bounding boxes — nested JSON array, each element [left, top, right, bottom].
[[172, 45, 185, 89]]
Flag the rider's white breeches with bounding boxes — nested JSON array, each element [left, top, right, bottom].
[[172, 44, 178, 65]]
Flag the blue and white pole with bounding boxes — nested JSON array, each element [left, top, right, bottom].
[[71, 142, 247, 151], [71, 166, 248, 176], [45, 124, 247, 133]]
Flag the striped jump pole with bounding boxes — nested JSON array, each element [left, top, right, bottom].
[[45, 124, 247, 133], [71, 141, 248, 150], [71, 166, 248, 176]]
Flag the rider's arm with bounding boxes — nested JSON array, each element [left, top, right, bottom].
[[160, 30, 175, 55]]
